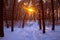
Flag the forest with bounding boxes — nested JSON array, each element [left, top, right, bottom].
[[0, 0, 60, 39]]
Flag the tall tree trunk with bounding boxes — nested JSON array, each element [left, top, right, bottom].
[[22, 13, 26, 28], [11, 0, 16, 31], [51, 0, 55, 30], [40, 0, 45, 33], [0, 0, 4, 37], [38, 11, 42, 30], [38, 0, 42, 30], [5, 8, 9, 28]]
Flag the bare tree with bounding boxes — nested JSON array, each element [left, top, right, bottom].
[[51, 0, 55, 30], [40, 0, 45, 33], [0, 0, 4, 37], [11, 0, 16, 31], [22, 13, 26, 28], [38, 0, 42, 30]]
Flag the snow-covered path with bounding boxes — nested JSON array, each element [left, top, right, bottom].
[[0, 21, 60, 40]]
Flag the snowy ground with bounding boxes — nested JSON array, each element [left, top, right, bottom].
[[0, 21, 60, 40]]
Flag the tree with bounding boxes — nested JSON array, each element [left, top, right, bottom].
[[11, 0, 16, 31], [40, 0, 45, 33], [22, 14, 26, 28], [0, 0, 4, 37], [51, 0, 55, 30]]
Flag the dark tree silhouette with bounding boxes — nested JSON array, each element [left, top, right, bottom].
[[51, 0, 55, 30], [11, 0, 16, 31], [38, 0, 42, 30], [40, 0, 45, 33], [0, 0, 4, 37], [22, 14, 26, 28]]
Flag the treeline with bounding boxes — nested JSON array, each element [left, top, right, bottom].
[[3, 0, 60, 20], [0, 0, 60, 37]]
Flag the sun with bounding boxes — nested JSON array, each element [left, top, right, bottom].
[[27, 8, 35, 12]]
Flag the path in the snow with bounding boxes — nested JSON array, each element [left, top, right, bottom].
[[0, 21, 60, 40]]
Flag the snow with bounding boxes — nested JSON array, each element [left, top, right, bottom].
[[0, 21, 60, 40]]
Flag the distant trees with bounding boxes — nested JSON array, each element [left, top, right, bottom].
[[56, 0, 58, 20], [4, 0, 9, 28], [0, 0, 4, 37]]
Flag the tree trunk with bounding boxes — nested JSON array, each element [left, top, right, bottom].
[[22, 13, 26, 28], [11, 0, 16, 31], [38, 0, 42, 30], [0, 0, 4, 37], [5, 8, 9, 28], [40, 0, 45, 33], [51, 0, 55, 30]]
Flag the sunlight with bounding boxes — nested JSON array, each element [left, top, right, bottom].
[[27, 8, 35, 12], [18, 0, 21, 3], [22, 6, 36, 13], [24, 2, 28, 6]]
